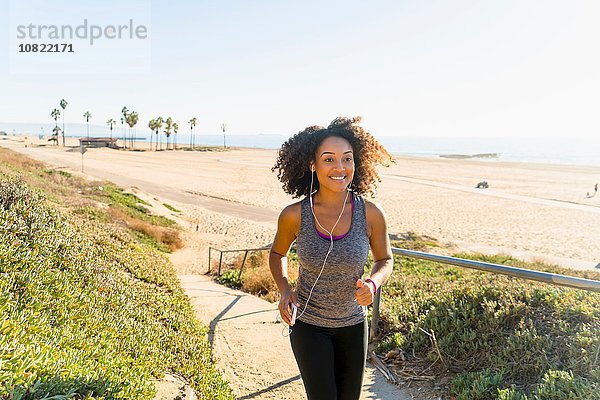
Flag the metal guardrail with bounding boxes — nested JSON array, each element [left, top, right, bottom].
[[368, 248, 600, 341], [208, 245, 271, 278], [208, 245, 600, 341], [391, 248, 600, 292]]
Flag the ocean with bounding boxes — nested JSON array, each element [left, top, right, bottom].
[[1, 122, 598, 167]]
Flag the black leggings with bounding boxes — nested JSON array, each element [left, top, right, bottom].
[[290, 319, 368, 400]]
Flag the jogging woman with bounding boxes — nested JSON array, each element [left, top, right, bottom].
[[270, 117, 394, 399]]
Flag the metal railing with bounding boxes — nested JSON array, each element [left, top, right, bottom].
[[208, 245, 270, 278], [208, 245, 600, 342], [368, 248, 600, 341]]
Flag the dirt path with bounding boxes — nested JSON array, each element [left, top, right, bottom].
[[177, 274, 411, 400]]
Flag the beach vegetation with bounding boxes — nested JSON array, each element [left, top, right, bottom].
[[163, 202, 181, 213], [390, 231, 442, 251], [377, 252, 600, 399], [182, 145, 228, 152], [217, 269, 242, 289], [0, 175, 233, 398]]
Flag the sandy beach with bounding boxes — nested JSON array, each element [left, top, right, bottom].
[[2, 135, 599, 273]]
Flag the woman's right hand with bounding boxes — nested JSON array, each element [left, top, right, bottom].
[[278, 288, 299, 325]]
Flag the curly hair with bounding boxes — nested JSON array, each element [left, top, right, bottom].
[[272, 117, 394, 198]]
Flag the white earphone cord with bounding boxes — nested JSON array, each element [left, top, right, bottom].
[[283, 168, 350, 337]]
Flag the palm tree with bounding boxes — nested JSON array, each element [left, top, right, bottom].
[[148, 119, 156, 151], [83, 111, 92, 139], [121, 107, 129, 149], [59, 99, 68, 146], [120, 117, 125, 148], [221, 123, 227, 149], [164, 117, 173, 150], [50, 126, 61, 146], [50, 108, 60, 146], [154, 117, 163, 151], [106, 119, 116, 147], [188, 117, 197, 150], [126, 111, 139, 150], [173, 122, 179, 150]]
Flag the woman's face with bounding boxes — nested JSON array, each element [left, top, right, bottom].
[[312, 136, 355, 193]]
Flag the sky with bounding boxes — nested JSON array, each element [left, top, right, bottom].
[[1, 0, 599, 143]]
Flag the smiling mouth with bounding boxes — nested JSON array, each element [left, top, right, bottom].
[[330, 176, 346, 181]]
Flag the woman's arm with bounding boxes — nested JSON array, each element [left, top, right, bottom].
[[355, 201, 394, 306], [269, 203, 300, 324]]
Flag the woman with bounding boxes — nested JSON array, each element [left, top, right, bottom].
[[269, 117, 394, 399]]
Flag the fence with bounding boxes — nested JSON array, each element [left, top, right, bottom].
[[208, 245, 600, 342], [208, 245, 271, 278]]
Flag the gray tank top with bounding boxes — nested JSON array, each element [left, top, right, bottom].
[[295, 191, 370, 328]]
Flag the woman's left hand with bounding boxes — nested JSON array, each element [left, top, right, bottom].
[[355, 279, 374, 306]]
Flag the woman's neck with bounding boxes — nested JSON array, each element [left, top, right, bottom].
[[312, 188, 351, 207]]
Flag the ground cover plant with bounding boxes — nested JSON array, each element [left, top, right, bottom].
[[376, 241, 600, 399], [0, 148, 233, 399]]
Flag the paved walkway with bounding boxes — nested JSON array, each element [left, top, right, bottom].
[[179, 274, 412, 400]]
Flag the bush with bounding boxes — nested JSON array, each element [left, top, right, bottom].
[[218, 269, 242, 289], [379, 252, 600, 398], [451, 370, 504, 400]]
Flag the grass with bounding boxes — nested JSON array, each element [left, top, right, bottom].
[[0, 149, 233, 398], [181, 146, 228, 152], [213, 230, 599, 399], [163, 203, 181, 213]]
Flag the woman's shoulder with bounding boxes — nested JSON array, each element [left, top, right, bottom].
[[277, 200, 304, 231], [362, 197, 387, 222]]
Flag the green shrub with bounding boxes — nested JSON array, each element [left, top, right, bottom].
[[451, 370, 504, 400], [163, 203, 181, 213], [375, 332, 405, 354], [102, 184, 150, 212], [72, 206, 112, 223], [532, 370, 599, 400], [218, 269, 242, 289], [390, 231, 441, 251]]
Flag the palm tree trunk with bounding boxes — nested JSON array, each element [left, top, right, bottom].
[[62, 113, 65, 147]]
